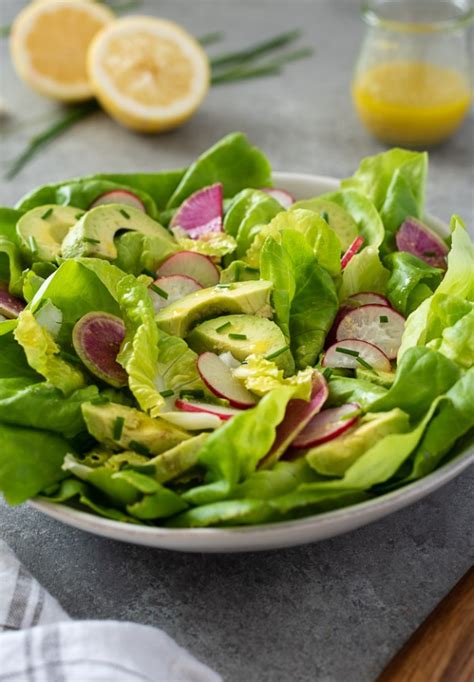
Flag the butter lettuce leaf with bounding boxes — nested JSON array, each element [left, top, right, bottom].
[[320, 189, 384, 249], [385, 251, 443, 316], [233, 355, 313, 399], [338, 245, 390, 300], [223, 188, 282, 259]]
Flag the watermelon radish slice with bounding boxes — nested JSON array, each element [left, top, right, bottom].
[[347, 292, 390, 307], [336, 304, 405, 360], [157, 251, 219, 287], [175, 398, 243, 421], [72, 312, 128, 387], [148, 275, 202, 313], [90, 189, 146, 212], [322, 338, 391, 372], [292, 403, 361, 449], [0, 285, 25, 319], [396, 217, 448, 270], [197, 352, 256, 408], [341, 236, 364, 269], [170, 183, 223, 239], [260, 371, 329, 468], [260, 187, 295, 209]]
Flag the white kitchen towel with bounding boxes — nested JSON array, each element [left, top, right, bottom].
[[0, 540, 221, 682]]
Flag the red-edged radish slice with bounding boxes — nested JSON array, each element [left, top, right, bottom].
[[260, 371, 329, 467], [72, 312, 127, 387], [175, 398, 243, 421], [90, 189, 145, 212], [170, 183, 223, 239], [148, 275, 202, 313], [396, 217, 448, 270], [336, 304, 405, 360], [347, 292, 390, 307], [341, 235, 364, 269], [0, 285, 25, 319], [157, 251, 219, 287], [197, 352, 256, 408], [260, 187, 295, 209], [322, 338, 391, 372], [292, 403, 361, 449]]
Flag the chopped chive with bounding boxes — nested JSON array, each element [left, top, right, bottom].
[[75, 212, 84, 220], [322, 367, 333, 380], [119, 208, 130, 219], [128, 440, 150, 456], [179, 389, 205, 399], [41, 207, 53, 220], [150, 283, 169, 299], [113, 416, 125, 440], [159, 389, 174, 398], [320, 211, 329, 223], [82, 237, 101, 244], [28, 235, 38, 255], [336, 346, 359, 357], [90, 396, 110, 406], [216, 321, 232, 333], [265, 345, 289, 361], [216, 283, 232, 289], [229, 333, 247, 340], [379, 315, 388, 323], [143, 269, 156, 278], [356, 356, 373, 370]]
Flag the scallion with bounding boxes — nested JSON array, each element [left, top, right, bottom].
[[113, 416, 125, 440], [229, 333, 247, 340], [41, 208, 53, 220], [119, 208, 130, 219], [128, 440, 150, 456], [150, 284, 169, 299], [335, 346, 359, 357], [216, 322, 232, 333], [265, 346, 289, 361]]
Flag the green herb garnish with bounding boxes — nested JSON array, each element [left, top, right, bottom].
[[265, 346, 289, 361], [82, 237, 101, 244], [150, 284, 169, 299], [41, 208, 53, 220], [113, 416, 125, 440], [320, 211, 329, 223], [216, 322, 232, 333], [216, 283, 232, 289], [335, 346, 359, 357], [28, 235, 38, 255], [128, 440, 150, 456], [179, 389, 205, 399], [379, 315, 388, 323], [355, 356, 373, 370], [143, 269, 156, 278], [229, 333, 247, 340], [159, 389, 174, 398], [322, 367, 333, 380], [119, 208, 130, 219]]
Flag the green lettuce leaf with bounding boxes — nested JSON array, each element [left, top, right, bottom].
[[223, 188, 282, 259], [233, 355, 313, 399], [220, 260, 260, 283], [0, 238, 24, 296], [338, 246, 390, 301], [327, 376, 387, 408], [429, 307, 474, 369], [385, 251, 443, 316], [166, 498, 272, 528], [114, 231, 177, 276], [320, 189, 385, 249], [0, 331, 40, 380], [156, 332, 205, 396], [260, 229, 338, 368]]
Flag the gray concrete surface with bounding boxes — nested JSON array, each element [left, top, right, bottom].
[[1, 1, 473, 680]]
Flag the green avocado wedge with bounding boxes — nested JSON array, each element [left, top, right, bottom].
[[17, 205, 84, 263]]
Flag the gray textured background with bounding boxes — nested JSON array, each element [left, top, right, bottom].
[[1, 1, 473, 680]]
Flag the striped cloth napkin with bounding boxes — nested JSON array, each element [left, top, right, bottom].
[[0, 540, 221, 682]]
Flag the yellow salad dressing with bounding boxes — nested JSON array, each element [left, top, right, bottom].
[[353, 61, 471, 146]]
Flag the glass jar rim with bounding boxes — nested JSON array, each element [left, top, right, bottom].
[[362, 0, 474, 32]]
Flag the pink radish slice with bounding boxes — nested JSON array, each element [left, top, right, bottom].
[[175, 398, 243, 421], [322, 338, 391, 372], [149, 275, 202, 313], [157, 251, 219, 287], [346, 292, 390, 307], [396, 217, 448, 270], [260, 187, 295, 209], [336, 304, 405, 360], [72, 312, 127, 387], [0, 285, 25, 319], [292, 403, 361, 449], [261, 371, 329, 466], [197, 352, 256, 409], [170, 183, 223, 239], [341, 235, 364, 269], [90, 190, 145, 212]]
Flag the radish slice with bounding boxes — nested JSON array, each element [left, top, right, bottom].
[[260, 187, 295, 209], [323, 339, 391, 372], [160, 411, 221, 430], [341, 235, 364, 269], [347, 292, 390, 307], [170, 183, 223, 239], [260, 371, 329, 467], [336, 304, 405, 360], [292, 403, 361, 449], [0, 285, 25, 319], [396, 217, 448, 270], [218, 351, 241, 369], [157, 251, 219, 287], [90, 190, 145, 212], [72, 312, 127, 387], [175, 398, 243, 421], [149, 275, 202, 313], [197, 352, 256, 408]]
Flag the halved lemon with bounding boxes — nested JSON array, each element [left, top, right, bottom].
[[10, 0, 115, 102], [87, 16, 210, 133]]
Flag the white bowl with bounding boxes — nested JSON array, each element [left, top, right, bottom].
[[31, 172, 473, 552]]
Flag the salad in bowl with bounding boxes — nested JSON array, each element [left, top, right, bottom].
[[0, 133, 472, 529]]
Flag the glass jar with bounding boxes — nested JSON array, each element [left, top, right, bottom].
[[352, 0, 473, 147]]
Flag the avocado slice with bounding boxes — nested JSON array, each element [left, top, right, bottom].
[[155, 280, 273, 338], [306, 408, 410, 476], [146, 433, 208, 483], [61, 204, 176, 261], [17, 204, 84, 262], [82, 402, 190, 456], [291, 198, 358, 250], [188, 314, 294, 374]]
